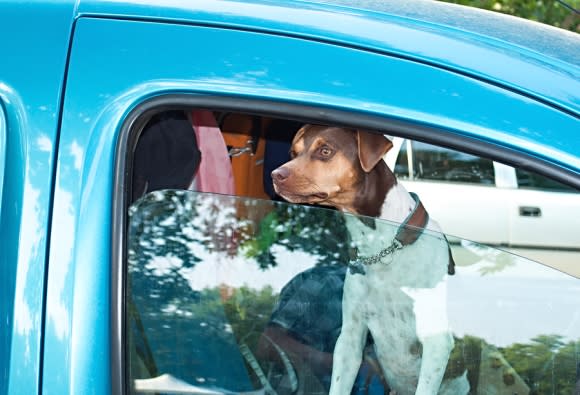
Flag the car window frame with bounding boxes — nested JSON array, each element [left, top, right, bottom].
[[0, 103, 6, 209], [112, 94, 580, 395]]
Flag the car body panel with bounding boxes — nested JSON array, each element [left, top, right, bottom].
[[508, 188, 580, 248], [404, 182, 513, 245], [0, 106, 6, 220], [0, 2, 76, 395], [76, 0, 580, 116], [75, 0, 580, 177], [399, 170, 580, 249]]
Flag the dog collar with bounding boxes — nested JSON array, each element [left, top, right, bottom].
[[348, 192, 429, 275]]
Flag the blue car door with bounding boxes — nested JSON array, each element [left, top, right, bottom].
[[44, 10, 580, 395]]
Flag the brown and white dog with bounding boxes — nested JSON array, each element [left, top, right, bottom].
[[271, 125, 468, 395]]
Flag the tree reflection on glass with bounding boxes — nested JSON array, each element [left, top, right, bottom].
[[127, 190, 351, 392], [127, 190, 580, 395]]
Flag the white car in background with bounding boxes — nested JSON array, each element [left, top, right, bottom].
[[385, 138, 580, 260]]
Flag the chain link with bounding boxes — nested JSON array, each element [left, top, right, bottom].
[[348, 239, 403, 275]]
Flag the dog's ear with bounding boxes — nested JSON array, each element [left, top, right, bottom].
[[356, 130, 393, 172], [292, 124, 309, 146]]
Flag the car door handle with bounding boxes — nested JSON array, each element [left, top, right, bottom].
[[519, 206, 542, 217]]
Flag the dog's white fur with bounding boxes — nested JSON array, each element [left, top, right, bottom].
[[329, 183, 468, 395]]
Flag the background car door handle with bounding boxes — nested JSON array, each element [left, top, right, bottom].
[[519, 206, 542, 217]]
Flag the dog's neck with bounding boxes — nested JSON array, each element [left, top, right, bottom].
[[353, 161, 397, 218]]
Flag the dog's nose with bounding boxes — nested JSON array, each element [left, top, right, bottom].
[[271, 167, 290, 183]]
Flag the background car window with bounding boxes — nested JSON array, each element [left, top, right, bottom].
[[393, 139, 411, 179], [516, 168, 578, 192], [405, 141, 495, 185], [127, 190, 580, 395]]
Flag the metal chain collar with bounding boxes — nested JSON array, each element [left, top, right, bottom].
[[348, 238, 404, 275]]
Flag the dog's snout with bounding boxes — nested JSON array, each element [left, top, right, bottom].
[[271, 167, 290, 183]]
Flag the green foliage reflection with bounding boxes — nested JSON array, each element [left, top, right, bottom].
[[501, 335, 580, 394], [440, 0, 580, 31]]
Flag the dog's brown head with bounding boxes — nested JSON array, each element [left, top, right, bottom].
[[271, 124, 396, 217]]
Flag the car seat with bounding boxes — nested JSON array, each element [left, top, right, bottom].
[[131, 110, 201, 203]]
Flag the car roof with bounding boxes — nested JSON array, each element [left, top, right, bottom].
[[307, 0, 580, 67], [78, 0, 579, 117]]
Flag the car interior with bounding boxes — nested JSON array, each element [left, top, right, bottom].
[[131, 109, 304, 205]]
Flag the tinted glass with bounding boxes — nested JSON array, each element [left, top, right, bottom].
[[393, 140, 410, 179], [410, 141, 495, 185], [516, 168, 578, 193], [127, 191, 580, 395]]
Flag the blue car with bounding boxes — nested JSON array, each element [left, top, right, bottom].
[[1, 1, 579, 394]]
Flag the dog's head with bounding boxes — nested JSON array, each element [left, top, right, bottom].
[[271, 124, 394, 215]]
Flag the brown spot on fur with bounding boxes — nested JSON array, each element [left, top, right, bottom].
[[353, 160, 396, 217], [503, 370, 515, 386], [409, 340, 423, 357]]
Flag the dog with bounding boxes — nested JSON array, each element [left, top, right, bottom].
[[271, 125, 467, 395]]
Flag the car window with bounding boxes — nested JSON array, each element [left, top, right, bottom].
[[124, 109, 580, 395], [127, 190, 580, 395], [395, 140, 495, 185], [393, 139, 411, 179], [516, 168, 578, 193]]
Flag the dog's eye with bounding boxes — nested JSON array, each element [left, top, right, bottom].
[[319, 146, 333, 156], [290, 150, 297, 158]]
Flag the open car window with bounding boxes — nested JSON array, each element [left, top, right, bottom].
[[126, 190, 580, 395], [123, 109, 579, 395]]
